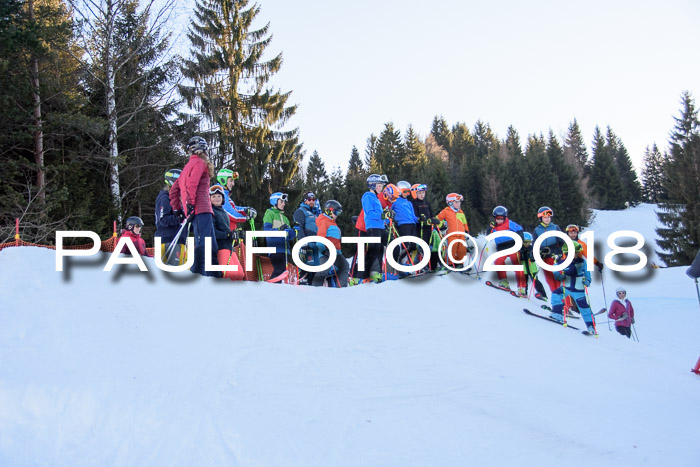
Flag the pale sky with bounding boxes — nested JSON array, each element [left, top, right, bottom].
[[177, 0, 700, 174]]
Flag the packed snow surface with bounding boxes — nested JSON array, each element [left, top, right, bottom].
[[1, 204, 699, 466]]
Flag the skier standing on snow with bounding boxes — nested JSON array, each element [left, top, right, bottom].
[[155, 169, 186, 264], [517, 231, 549, 298], [391, 181, 419, 266], [409, 183, 439, 271], [533, 206, 564, 295], [489, 205, 526, 294], [293, 191, 322, 283], [359, 174, 388, 282], [608, 286, 635, 338], [210, 184, 235, 253], [119, 216, 147, 256], [435, 193, 470, 268], [169, 136, 219, 276], [549, 241, 597, 334], [312, 200, 349, 287], [564, 224, 603, 314], [263, 192, 297, 282], [216, 168, 255, 230]]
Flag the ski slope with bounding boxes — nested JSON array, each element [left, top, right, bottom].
[[1, 204, 699, 467]]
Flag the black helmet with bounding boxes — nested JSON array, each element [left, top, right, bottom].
[[164, 168, 181, 187], [324, 200, 342, 216], [492, 205, 508, 218], [186, 136, 208, 154], [125, 216, 144, 232]]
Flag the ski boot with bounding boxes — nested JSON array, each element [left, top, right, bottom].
[[499, 279, 510, 289], [548, 312, 564, 323]]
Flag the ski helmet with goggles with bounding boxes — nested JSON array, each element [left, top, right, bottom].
[[303, 191, 316, 201], [537, 206, 554, 218], [209, 184, 225, 197], [125, 216, 144, 232], [523, 232, 533, 244], [492, 205, 508, 218], [186, 136, 208, 154], [367, 173, 385, 191], [324, 200, 342, 216], [216, 168, 239, 186], [269, 192, 289, 207], [164, 169, 181, 187], [383, 184, 400, 203], [396, 181, 411, 197], [411, 183, 427, 199], [446, 193, 464, 205], [562, 241, 583, 255], [565, 224, 580, 233]]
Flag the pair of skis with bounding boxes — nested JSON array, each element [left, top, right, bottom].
[[485, 280, 546, 301], [523, 308, 596, 336]]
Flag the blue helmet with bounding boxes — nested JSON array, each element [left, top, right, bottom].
[[523, 232, 533, 244], [367, 173, 388, 191], [538, 206, 554, 218], [269, 192, 289, 207], [492, 205, 508, 218]]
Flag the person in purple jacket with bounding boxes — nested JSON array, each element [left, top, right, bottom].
[[608, 286, 635, 338]]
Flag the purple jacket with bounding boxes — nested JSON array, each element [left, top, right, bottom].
[[608, 299, 634, 327]]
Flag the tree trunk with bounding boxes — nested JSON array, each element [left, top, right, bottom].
[[28, 0, 44, 204], [105, 0, 121, 222]]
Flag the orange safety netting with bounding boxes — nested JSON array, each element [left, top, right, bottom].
[[1, 228, 299, 283]]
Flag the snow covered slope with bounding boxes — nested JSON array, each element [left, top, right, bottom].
[[1, 204, 699, 467]]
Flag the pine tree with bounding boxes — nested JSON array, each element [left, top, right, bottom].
[[375, 123, 404, 183], [181, 0, 301, 212], [525, 133, 560, 225], [430, 115, 452, 151], [546, 130, 587, 226], [641, 144, 667, 203], [656, 91, 700, 265], [500, 126, 528, 221], [589, 126, 626, 209], [347, 146, 365, 178], [403, 125, 427, 182], [564, 119, 589, 170], [364, 135, 380, 173], [305, 150, 329, 201], [607, 127, 642, 204]]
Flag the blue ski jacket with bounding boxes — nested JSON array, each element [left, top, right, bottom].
[[362, 191, 385, 230], [553, 257, 591, 292], [391, 197, 419, 226], [534, 222, 563, 255]]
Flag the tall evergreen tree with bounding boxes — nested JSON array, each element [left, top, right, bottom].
[[403, 125, 427, 182], [564, 119, 589, 170], [656, 91, 700, 265], [606, 127, 642, 204], [499, 126, 528, 220], [375, 123, 404, 183], [545, 130, 587, 226], [525, 133, 559, 224], [430, 115, 452, 151], [305, 150, 328, 201], [181, 0, 301, 212], [364, 135, 380, 173], [589, 126, 626, 209], [641, 144, 667, 203], [347, 146, 365, 178]]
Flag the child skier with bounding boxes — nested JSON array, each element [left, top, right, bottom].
[[533, 206, 564, 294], [355, 174, 388, 282], [435, 193, 470, 268], [211, 184, 244, 280], [517, 232, 549, 298], [313, 200, 349, 287], [489, 205, 526, 293], [263, 192, 296, 282], [409, 183, 439, 270], [155, 168, 186, 264], [119, 216, 147, 256], [608, 287, 635, 338], [216, 168, 255, 230], [549, 241, 597, 334], [391, 181, 419, 266]]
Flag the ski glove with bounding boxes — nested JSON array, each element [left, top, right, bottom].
[[428, 217, 440, 225], [173, 210, 185, 222], [382, 209, 395, 220], [596, 262, 604, 272], [186, 204, 196, 216], [419, 214, 427, 223], [246, 207, 257, 220]]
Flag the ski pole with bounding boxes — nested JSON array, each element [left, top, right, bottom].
[[694, 278, 700, 309], [249, 218, 263, 281], [600, 270, 611, 331], [163, 217, 191, 264], [632, 323, 640, 342]]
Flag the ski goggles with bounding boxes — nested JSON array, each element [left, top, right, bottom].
[[617, 291, 626, 296], [495, 216, 505, 222], [209, 184, 225, 196], [303, 192, 316, 201], [379, 174, 389, 183], [278, 193, 289, 202], [538, 209, 553, 218], [413, 184, 427, 192], [566, 224, 580, 233]]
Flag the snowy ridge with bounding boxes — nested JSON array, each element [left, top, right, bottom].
[[1, 204, 699, 466]]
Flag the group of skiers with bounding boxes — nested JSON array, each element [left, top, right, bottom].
[[114, 135, 651, 338]]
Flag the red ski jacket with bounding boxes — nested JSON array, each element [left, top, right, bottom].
[[169, 154, 213, 216]]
